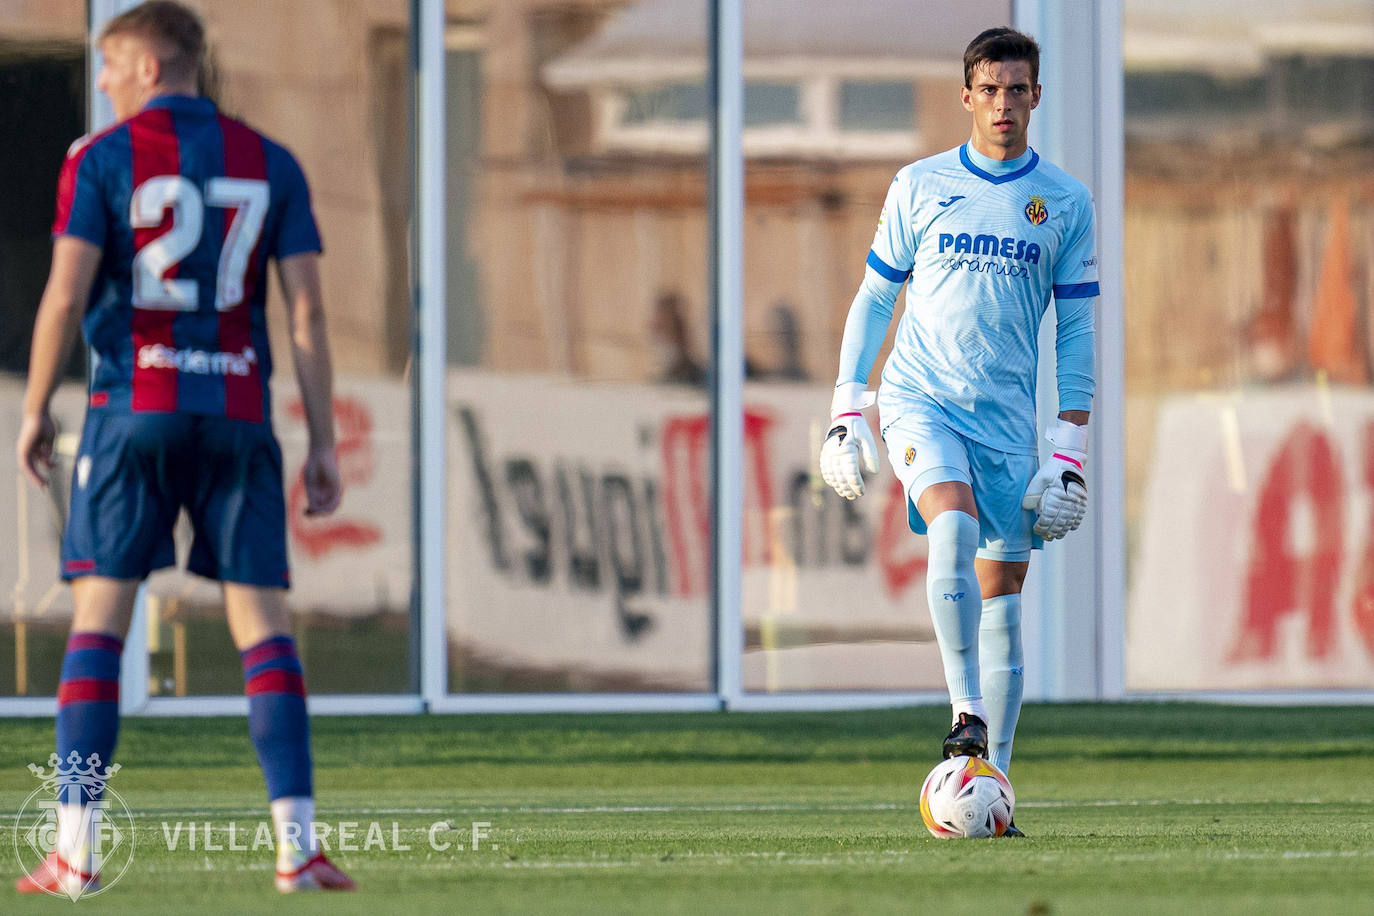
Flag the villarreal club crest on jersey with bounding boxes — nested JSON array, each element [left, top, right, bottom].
[[1024, 194, 1049, 226]]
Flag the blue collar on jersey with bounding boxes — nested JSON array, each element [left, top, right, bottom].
[[143, 94, 218, 116], [959, 143, 1039, 184]]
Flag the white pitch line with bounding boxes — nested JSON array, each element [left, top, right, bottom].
[[121, 797, 1360, 820], [126, 807, 453, 818], [123, 803, 902, 818], [1016, 797, 1344, 808], [127, 846, 1374, 874]]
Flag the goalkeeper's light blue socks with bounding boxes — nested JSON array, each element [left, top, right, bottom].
[[980, 594, 1024, 775], [926, 512, 1028, 774], [925, 511, 984, 715]]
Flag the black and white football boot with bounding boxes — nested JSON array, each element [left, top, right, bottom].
[[941, 712, 989, 760]]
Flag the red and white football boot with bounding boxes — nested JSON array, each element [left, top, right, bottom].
[[274, 853, 357, 893], [15, 851, 97, 896]]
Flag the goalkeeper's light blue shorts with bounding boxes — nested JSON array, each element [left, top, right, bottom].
[[880, 406, 1041, 562]]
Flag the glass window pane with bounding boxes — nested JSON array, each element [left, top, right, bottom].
[[1123, 0, 1374, 691], [620, 82, 802, 128], [164, 0, 416, 696], [0, 2, 87, 698], [839, 82, 915, 131], [0, 2, 418, 699], [740, 1, 1011, 693], [744, 82, 800, 126], [446, 1, 712, 693], [623, 84, 708, 123]]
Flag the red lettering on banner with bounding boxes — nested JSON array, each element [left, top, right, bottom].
[[743, 412, 779, 568], [876, 476, 927, 598], [1351, 421, 1374, 656], [1233, 422, 1341, 662], [660, 415, 710, 596], [287, 397, 382, 559], [658, 409, 780, 597]]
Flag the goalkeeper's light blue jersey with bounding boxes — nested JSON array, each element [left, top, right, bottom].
[[837, 142, 1098, 456]]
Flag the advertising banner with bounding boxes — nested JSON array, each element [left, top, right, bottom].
[[1128, 387, 1374, 690], [3, 372, 950, 692], [446, 372, 944, 692]]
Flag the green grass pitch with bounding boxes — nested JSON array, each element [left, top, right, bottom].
[[1, 703, 1371, 914]]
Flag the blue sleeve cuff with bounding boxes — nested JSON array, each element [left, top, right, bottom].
[[1053, 281, 1099, 299], [866, 250, 911, 284]]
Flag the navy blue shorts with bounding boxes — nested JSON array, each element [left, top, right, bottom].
[[60, 412, 290, 587]]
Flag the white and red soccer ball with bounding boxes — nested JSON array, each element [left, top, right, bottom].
[[919, 755, 1016, 839]]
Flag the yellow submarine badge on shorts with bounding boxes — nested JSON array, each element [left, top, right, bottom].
[[904, 445, 916, 466], [1024, 194, 1048, 226]]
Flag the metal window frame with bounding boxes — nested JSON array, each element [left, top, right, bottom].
[[2, 0, 1179, 718], [710, 0, 745, 709], [1, 0, 433, 718], [415, 0, 448, 711], [1093, 0, 1128, 701], [424, 0, 743, 716], [1015, 0, 1127, 703], [730, 0, 1127, 711], [0, 0, 1093, 718]]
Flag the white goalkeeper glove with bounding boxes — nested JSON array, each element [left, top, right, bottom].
[[1021, 418, 1088, 540], [819, 382, 879, 500]]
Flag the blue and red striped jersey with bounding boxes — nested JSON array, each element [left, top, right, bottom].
[[53, 95, 322, 423]]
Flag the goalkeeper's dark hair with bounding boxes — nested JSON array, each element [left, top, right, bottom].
[[99, 0, 205, 87], [963, 27, 1040, 87]]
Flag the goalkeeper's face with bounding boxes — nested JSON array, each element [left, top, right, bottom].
[[961, 59, 1041, 161]]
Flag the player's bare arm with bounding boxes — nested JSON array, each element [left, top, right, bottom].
[[278, 251, 340, 516], [1059, 409, 1088, 426], [16, 236, 102, 488]]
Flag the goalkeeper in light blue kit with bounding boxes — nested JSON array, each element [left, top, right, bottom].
[[820, 27, 1097, 836]]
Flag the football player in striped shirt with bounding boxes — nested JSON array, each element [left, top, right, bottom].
[[819, 27, 1099, 837], [16, 1, 353, 893]]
